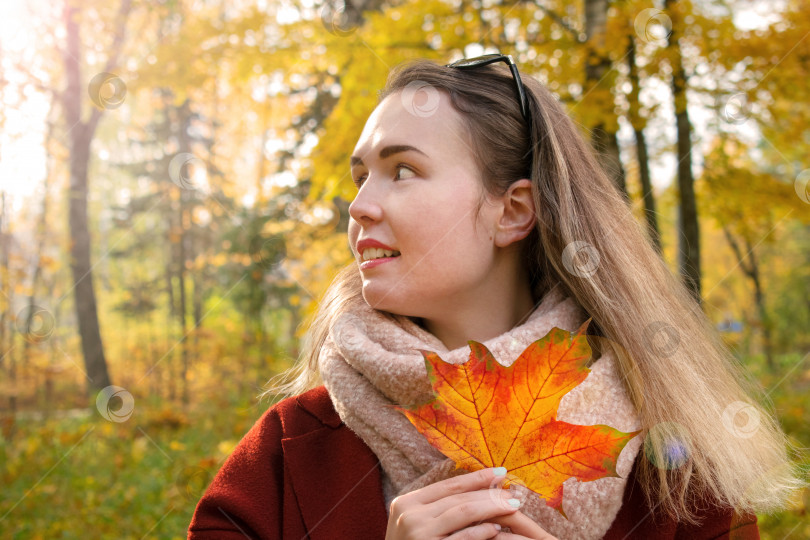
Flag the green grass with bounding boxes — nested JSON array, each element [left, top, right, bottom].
[[0, 388, 276, 540], [753, 352, 810, 539], [0, 356, 807, 539]]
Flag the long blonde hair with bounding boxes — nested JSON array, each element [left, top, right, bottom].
[[261, 58, 803, 522]]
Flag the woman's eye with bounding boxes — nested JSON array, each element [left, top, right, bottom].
[[353, 165, 415, 188], [394, 165, 416, 180]]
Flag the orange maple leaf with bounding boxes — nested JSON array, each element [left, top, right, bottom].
[[391, 318, 640, 516]]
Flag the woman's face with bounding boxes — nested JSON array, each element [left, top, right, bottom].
[[348, 89, 507, 320]]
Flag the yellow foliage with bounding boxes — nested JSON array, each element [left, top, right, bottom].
[[170, 440, 186, 451], [217, 439, 238, 457], [131, 437, 149, 461]]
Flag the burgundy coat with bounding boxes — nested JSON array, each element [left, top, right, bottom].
[[188, 385, 759, 539]]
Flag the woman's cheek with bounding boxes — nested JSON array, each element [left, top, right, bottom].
[[347, 222, 360, 257]]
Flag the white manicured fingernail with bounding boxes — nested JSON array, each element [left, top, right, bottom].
[[507, 498, 521, 508], [492, 466, 507, 476]]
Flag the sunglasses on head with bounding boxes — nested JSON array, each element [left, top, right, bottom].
[[445, 53, 530, 122], [445, 53, 534, 163]]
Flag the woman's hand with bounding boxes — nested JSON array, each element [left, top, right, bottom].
[[384, 467, 557, 540]]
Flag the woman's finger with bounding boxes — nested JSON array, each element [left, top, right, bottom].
[[432, 489, 521, 533], [409, 467, 509, 505], [414, 481, 514, 519], [488, 510, 559, 540], [445, 522, 504, 540], [493, 533, 533, 540]]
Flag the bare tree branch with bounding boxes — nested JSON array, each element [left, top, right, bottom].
[[535, 3, 586, 43], [88, 0, 134, 135]]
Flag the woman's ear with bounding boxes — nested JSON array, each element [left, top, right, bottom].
[[493, 179, 536, 248]]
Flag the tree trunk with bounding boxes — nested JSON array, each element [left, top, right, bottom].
[[177, 98, 193, 405], [751, 261, 774, 370], [0, 191, 17, 416], [0, 48, 9, 414], [63, 2, 112, 395], [664, 0, 701, 304], [626, 35, 662, 254], [584, 0, 627, 197], [192, 257, 202, 401], [722, 227, 775, 370]]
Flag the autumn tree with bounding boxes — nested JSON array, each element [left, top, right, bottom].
[[584, 0, 627, 196], [700, 134, 810, 367], [660, 0, 701, 303], [61, 0, 134, 396]]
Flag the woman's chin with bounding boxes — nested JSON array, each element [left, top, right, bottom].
[[361, 289, 408, 315], [361, 290, 393, 312]]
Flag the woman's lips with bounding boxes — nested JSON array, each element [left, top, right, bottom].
[[359, 255, 399, 270]]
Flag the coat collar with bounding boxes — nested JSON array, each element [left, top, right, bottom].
[[295, 384, 343, 428], [281, 385, 388, 539]]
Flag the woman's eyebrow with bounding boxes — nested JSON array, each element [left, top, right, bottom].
[[350, 144, 428, 167]]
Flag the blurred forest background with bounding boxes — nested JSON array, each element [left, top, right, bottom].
[[0, 0, 808, 538]]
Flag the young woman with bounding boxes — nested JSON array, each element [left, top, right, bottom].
[[188, 54, 802, 539]]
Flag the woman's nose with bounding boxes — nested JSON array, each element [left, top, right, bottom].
[[348, 182, 384, 224]]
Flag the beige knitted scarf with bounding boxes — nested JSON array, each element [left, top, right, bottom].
[[318, 285, 643, 539]]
